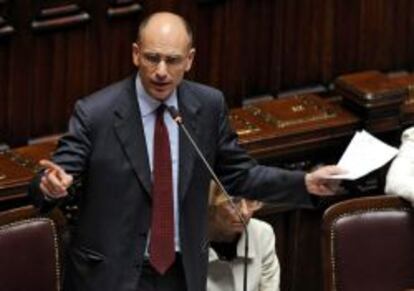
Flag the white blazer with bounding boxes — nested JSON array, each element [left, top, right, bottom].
[[386, 126, 414, 205], [207, 218, 280, 291]]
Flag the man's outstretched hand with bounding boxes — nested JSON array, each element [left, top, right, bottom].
[[305, 165, 345, 196], [39, 159, 73, 199]]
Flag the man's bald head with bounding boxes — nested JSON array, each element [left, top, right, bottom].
[[131, 12, 196, 101], [137, 12, 193, 48]]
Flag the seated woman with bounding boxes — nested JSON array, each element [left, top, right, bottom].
[[207, 182, 280, 291], [385, 126, 414, 205]]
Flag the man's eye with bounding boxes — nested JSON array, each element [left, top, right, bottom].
[[145, 54, 160, 64], [166, 57, 182, 65]]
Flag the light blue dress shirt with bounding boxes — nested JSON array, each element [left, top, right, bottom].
[[135, 75, 181, 252]]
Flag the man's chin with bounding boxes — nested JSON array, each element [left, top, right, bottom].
[[149, 89, 172, 101]]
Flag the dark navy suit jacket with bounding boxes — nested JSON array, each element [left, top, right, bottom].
[[30, 75, 313, 291]]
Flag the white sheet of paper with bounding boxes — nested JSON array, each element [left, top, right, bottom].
[[329, 130, 399, 180]]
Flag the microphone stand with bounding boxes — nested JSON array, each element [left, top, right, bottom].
[[166, 106, 249, 291]]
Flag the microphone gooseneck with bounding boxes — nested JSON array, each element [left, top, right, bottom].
[[167, 105, 249, 291], [166, 106, 181, 123], [166, 106, 237, 211]]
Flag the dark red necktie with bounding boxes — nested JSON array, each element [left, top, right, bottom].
[[149, 104, 175, 274]]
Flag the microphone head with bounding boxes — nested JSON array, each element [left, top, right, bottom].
[[166, 106, 182, 124]]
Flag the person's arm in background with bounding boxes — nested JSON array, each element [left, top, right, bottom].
[[258, 221, 280, 291], [385, 127, 414, 206]]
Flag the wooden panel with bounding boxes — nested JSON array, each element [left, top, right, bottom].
[[31, 32, 75, 136], [24, 1, 142, 140], [0, 0, 12, 142], [218, 0, 247, 106], [103, 10, 143, 84], [0, 44, 10, 143], [332, 0, 413, 76], [321, 0, 334, 82], [0, 1, 12, 144], [31, 1, 90, 32], [107, 0, 142, 18], [29, 1, 90, 137], [242, 1, 278, 98], [409, 0, 414, 71], [2, 0, 414, 144], [0, 0, 14, 37], [358, 0, 411, 70], [279, 0, 330, 90], [6, 0, 33, 146]]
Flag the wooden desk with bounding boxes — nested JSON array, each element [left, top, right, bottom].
[[230, 94, 359, 161], [0, 141, 56, 210]]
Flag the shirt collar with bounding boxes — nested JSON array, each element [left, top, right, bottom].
[[135, 74, 178, 117], [208, 223, 256, 263]]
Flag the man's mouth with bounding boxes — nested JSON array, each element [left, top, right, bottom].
[[151, 81, 170, 88]]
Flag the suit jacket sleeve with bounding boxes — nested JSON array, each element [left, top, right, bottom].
[[259, 221, 280, 291], [28, 100, 92, 210]]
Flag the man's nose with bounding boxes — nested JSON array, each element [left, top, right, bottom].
[[155, 60, 168, 79]]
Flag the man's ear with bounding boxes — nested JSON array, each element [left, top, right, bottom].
[[132, 43, 140, 67], [185, 48, 196, 72]]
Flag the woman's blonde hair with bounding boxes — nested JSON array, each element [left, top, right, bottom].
[[208, 181, 228, 207], [208, 181, 263, 210]]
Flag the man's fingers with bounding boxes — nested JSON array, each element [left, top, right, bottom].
[[312, 165, 347, 181], [313, 183, 335, 196], [40, 159, 73, 186], [319, 184, 335, 195], [40, 180, 53, 197], [41, 175, 68, 198], [306, 167, 343, 195], [39, 159, 73, 199], [40, 159, 63, 172], [327, 179, 340, 189], [46, 171, 67, 193], [60, 174, 74, 188], [322, 165, 347, 176]]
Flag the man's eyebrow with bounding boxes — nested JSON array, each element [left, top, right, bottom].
[[166, 54, 184, 59], [142, 51, 184, 57]]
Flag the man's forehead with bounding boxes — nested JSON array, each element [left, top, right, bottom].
[[140, 44, 187, 56], [139, 35, 190, 55], [143, 17, 186, 35], [140, 32, 190, 46]]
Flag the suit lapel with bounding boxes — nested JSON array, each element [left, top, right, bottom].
[[178, 82, 202, 200], [113, 76, 152, 197], [112, 79, 202, 199]]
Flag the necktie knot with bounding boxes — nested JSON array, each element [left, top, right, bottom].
[[156, 104, 166, 117]]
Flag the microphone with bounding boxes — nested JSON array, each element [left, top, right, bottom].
[[166, 106, 239, 210], [166, 105, 249, 291]]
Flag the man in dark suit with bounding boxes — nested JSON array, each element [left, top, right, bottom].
[[30, 12, 343, 291]]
